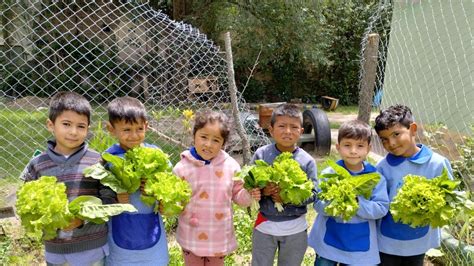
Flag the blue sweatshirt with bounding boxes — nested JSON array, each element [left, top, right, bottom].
[[105, 143, 169, 266], [376, 144, 453, 256], [308, 160, 389, 265]]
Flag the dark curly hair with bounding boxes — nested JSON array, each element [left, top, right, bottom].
[[374, 104, 414, 133]]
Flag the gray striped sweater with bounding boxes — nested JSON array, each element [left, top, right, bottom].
[[21, 140, 115, 254]]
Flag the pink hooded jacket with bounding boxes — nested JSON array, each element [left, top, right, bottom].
[[173, 149, 252, 257]]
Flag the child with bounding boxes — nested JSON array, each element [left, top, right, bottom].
[[104, 96, 169, 266], [251, 103, 317, 266], [308, 120, 389, 265], [374, 104, 453, 266], [173, 110, 261, 266], [21, 91, 113, 266]]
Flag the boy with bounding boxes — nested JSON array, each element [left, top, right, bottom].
[[21, 91, 113, 266], [251, 104, 317, 266], [374, 104, 453, 266], [308, 120, 389, 265], [104, 96, 169, 266]]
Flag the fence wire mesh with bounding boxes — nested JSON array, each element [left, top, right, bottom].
[[359, 0, 473, 264], [0, 0, 270, 180]]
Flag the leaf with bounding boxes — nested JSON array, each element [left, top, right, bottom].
[[318, 160, 380, 221], [390, 169, 468, 228], [69, 195, 137, 224], [16, 176, 73, 240]]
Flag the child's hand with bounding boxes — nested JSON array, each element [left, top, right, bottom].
[[250, 188, 261, 201], [117, 192, 130, 203], [158, 201, 165, 214], [271, 193, 282, 204], [263, 182, 279, 196], [139, 178, 148, 195], [63, 217, 83, 231]]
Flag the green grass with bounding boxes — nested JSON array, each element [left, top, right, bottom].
[[0, 109, 50, 179]]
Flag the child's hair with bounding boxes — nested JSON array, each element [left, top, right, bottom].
[[338, 120, 372, 144], [193, 110, 231, 144], [49, 91, 92, 125], [270, 104, 303, 126], [374, 104, 414, 133], [107, 96, 147, 125]]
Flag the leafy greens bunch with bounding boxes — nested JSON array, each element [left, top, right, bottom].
[[16, 176, 137, 241], [239, 152, 314, 212], [142, 172, 192, 216], [16, 176, 73, 240], [390, 169, 474, 228], [318, 160, 380, 221], [271, 152, 314, 211], [84, 146, 171, 194], [238, 160, 273, 210]]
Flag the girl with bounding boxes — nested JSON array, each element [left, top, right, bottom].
[[173, 110, 260, 266]]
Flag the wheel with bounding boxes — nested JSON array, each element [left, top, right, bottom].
[[302, 108, 331, 156]]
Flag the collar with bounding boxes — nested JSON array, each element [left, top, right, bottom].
[[274, 144, 299, 154], [105, 143, 156, 156], [190, 146, 211, 165], [336, 159, 377, 175], [46, 140, 87, 165], [386, 144, 433, 166]]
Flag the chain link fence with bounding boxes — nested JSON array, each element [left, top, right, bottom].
[[0, 0, 271, 180], [359, 0, 473, 264]]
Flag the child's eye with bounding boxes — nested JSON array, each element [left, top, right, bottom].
[[62, 122, 70, 127], [78, 125, 86, 129]]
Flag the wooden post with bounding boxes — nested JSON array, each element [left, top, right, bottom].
[[358, 33, 380, 124], [224, 32, 251, 164]]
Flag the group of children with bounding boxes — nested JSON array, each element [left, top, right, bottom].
[[21, 91, 452, 266]]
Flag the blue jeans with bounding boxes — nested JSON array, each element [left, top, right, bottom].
[[314, 255, 347, 266]]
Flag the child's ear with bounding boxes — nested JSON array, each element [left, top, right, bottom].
[[409, 122, 418, 136], [106, 121, 115, 135], [268, 125, 275, 138], [335, 143, 340, 152], [144, 120, 149, 130], [299, 127, 304, 135], [46, 119, 54, 133]]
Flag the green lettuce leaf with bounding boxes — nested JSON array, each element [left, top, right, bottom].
[[68, 195, 137, 224], [318, 160, 380, 221], [142, 172, 192, 216], [16, 176, 73, 240], [390, 168, 472, 228]]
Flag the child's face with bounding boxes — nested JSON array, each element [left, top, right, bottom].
[[336, 138, 371, 171], [107, 119, 148, 151], [194, 122, 225, 160], [377, 123, 418, 157], [47, 110, 89, 155], [269, 115, 303, 152]]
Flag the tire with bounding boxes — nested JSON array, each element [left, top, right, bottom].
[[302, 108, 331, 156]]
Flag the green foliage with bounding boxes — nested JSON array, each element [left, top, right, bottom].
[[272, 152, 314, 206], [68, 195, 137, 224], [184, 1, 381, 104], [318, 160, 380, 221], [84, 146, 172, 194], [452, 126, 473, 192], [1, 35, 136, 102], [239, 160, 272, 190], [391, 169, 474, 228], [84, 153, 140, 193], [88, 122, 116, 153], [15, 176, 73, 241], [142, 172, 192, 216]]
